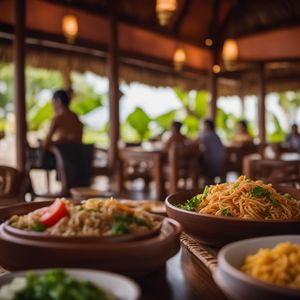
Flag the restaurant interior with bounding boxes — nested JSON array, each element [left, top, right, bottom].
[[0, 0, 300, 299]]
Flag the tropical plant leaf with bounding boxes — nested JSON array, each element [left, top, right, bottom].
[[126, 107, 151, 140], [154, 110, 176, 131], [70, 95, 102, 116], [194, 91, 208, 118], [27, 101, 53, 130], [182, 115, 199, 138], [173, 87, 189, 107]]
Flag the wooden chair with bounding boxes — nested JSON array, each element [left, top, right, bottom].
[[31, 143, 94, 198], [225, 143, 259, 175], [0, 166, 25, 205], [243, 155, 300, 187], [166, 141, 200, 194]]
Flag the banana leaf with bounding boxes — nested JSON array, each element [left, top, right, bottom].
[[126, 107, 151, 140]]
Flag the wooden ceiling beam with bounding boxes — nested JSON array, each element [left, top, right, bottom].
[[40, 0, 207, 49], [170, 0, 192, 35]]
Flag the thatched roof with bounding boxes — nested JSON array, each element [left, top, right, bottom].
[[1, 0, 300, 94]]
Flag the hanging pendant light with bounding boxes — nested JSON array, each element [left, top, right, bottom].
[[173, 47, 186, 71], [156, 0, 177, 26], [222, 38, 238, 62], [62, 14, 78, 43]]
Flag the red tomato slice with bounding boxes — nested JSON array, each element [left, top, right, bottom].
[[39, 199, 68, 227]]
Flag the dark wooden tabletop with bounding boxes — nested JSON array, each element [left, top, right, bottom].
[[138, 247, 228, 300]]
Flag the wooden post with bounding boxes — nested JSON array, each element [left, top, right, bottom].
[[209, 72, 217, 121], [107, 0, 120, 171], [258, 63, 266, 145], [14, 0, 27, 172]]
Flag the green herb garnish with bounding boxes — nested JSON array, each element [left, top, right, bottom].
[[112, 214, 148, 235], [30, 223, 46, 232], [263, 209, 271, 217], [270, 198, 279, 207], [284, 193, 293, 200], [203, 185, 209, 198], [178, 195, 201, 211], [233, 182, 240, 189], [251, 186, 270, 198], [178, 186, 210, 212], [14, 269, 112, 300], [221, 208, 232, 216]]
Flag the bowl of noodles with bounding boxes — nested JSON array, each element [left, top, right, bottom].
[[214, 235, 300, 300], [165, 176, 300, 247]]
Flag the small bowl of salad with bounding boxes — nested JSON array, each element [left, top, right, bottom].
[[0, 269, 140, 300]]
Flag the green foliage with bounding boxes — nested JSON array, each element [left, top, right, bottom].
[[70, 72, 103, 116], [0, 63, 13, 111], [267, 112, 286, 143], [182, 115, 199, 137], [153, 110, 176, 131], [126, 107, 151, 140], [194, 91, 208, 118], [173, 87, 189, 107], [216, 108, 238, 141], [28, 101, 53, 131], [71, 96, 102, 116]]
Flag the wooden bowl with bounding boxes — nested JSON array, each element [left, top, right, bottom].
[[0, 202, 181, 276], [214, 235, 300, 300], [166, 190, 300, 247]]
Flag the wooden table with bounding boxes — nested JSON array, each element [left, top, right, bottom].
[[119, 146, 166, 201], [139, 246, 227, 300], [0, 246, 227, 300]]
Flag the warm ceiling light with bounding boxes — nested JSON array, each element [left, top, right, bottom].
[[205, 38, 213, 47], [173, 48, 186, 71], [62, 14, 78, 43], [212, 64, 221, 74], [222, 38, 238, 61], [156, 0, 177, 26]]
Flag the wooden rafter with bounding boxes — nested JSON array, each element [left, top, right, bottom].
[[170, 0, 192, 35], [41, 0, 207, 48]]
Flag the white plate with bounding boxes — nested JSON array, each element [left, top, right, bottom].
[[0, 269, 140, 300]]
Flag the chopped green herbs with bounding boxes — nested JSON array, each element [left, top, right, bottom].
[[263, 209, 271, 217], [284, 193, 293, 200], [221, 208, 232, 216], [251, 186, 279, 208], [233, 182, 240, 189], [270, 198, 279, 207], [203, 185, 209, 198], [13, 269, 114, 300], [30, 223, 46, 232], [112, 213, 149, 235], [178, 186, 210, 212], [251, 186, 270, 198]]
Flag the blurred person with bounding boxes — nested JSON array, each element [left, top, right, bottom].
[[232, 120, 252, 145], [199, 119, 225, 183], [284, 123, 300, 151], [163, 121, 187, 149], [43, 89, 83, 150]]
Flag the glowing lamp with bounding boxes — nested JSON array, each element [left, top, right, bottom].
[[62, 14, 78, 43], [222, 38, 238, 61], [173, 48, 186, 71], [156, 0, 177, 26]]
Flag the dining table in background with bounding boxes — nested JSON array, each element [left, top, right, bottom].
[[119, 143, 166, 201]]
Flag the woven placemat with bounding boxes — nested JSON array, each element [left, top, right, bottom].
[[180, 233, 218, 273]]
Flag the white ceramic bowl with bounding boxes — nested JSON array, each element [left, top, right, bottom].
[[0, 269, 140, 300], [214, 235, 300, 300]]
